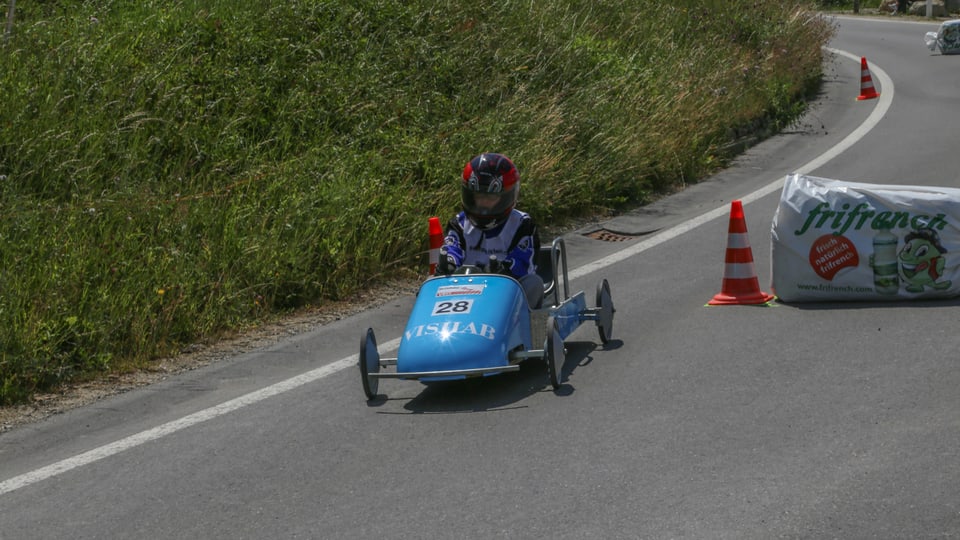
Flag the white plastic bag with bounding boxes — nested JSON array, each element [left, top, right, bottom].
[[771, 174, 960, 302], [925, 20, 960, 54]]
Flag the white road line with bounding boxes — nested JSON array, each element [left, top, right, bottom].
[[0, 48, 893, 497], [0, 356, 367, 495]]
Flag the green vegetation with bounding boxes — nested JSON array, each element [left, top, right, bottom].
[[0, 0, 833, 404]]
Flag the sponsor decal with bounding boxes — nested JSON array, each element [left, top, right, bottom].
[[809, 234, 859, 281], [793, 202, 948, 237], [772, 174, 960, 301], [435, 284, 485, 297], [404, 321, 496, 341]]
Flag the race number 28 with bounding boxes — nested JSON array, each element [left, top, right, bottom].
[[432, 299, 473, 315]]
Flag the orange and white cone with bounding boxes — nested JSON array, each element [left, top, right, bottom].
[[857, 56, 879, 101], [428, 216, 443, 275], [708, 200, 775, 306]]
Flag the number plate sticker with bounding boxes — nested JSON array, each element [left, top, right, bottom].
[[432, 299, 474, 315]]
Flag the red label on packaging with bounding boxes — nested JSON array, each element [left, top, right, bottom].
[[809, 234, 859, 281]]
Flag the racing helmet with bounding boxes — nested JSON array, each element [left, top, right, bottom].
[[461, 153, 519, 230]]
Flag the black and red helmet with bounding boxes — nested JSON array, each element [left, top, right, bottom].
[[461, 153, 519, 230]]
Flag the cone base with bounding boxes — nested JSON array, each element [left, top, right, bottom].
[[856, 92, 879, 101], [708, 290, 776, 306]]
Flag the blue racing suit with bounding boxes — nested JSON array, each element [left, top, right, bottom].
[[441, 209, 540, 278], [441, 209, 544, 308]]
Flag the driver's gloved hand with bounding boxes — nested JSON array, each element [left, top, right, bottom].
[[438, 248, 457, 275], [443, 243, 463, 263], [487, 256, 513, 276], [439, 244, 463, 275]]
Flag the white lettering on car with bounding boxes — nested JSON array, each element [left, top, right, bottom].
[[404, 321, 496, 341]]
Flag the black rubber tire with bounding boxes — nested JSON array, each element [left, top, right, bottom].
[[546, 316, 565, 390], [596, 279, 615, 344], [359, 328, 380, 400]]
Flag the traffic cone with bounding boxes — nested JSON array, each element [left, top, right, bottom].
[[428, 216, 443, 275], [708, 200, 775, 306], [857, 56, 879, 101]]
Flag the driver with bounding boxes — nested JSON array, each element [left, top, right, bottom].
[[439, 153, 544, 309]]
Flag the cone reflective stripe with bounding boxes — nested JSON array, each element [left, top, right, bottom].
[[709, 200, 775, 305], [428, 216, 443, 275], [857, 56, 879, 101]]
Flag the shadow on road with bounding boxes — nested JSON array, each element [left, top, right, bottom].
[[365, 339, 621, 414]]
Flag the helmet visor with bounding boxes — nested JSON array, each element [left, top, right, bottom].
[[462, 184, 517, 219]]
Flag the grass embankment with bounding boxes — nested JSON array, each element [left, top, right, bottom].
[[0, 0, 833, 404]]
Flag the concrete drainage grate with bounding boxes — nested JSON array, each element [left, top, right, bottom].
[[583, 229, 637, 242]]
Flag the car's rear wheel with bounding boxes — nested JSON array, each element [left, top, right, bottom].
[[596, 279, 614, 344], [545, 316, 564, 390]]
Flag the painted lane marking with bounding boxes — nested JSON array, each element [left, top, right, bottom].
[[0, 49, 892, 496]]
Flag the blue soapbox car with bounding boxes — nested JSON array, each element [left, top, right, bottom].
[[359, 238, 615, 400]]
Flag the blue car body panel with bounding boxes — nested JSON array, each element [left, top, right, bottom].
[[552, 291, 586, 341], [398, 275, 532, 379]]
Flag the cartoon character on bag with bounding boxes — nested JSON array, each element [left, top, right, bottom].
[[898, 228, 952, 292]]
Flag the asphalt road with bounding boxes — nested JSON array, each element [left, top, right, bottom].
[[2, 15, 958, 540]]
